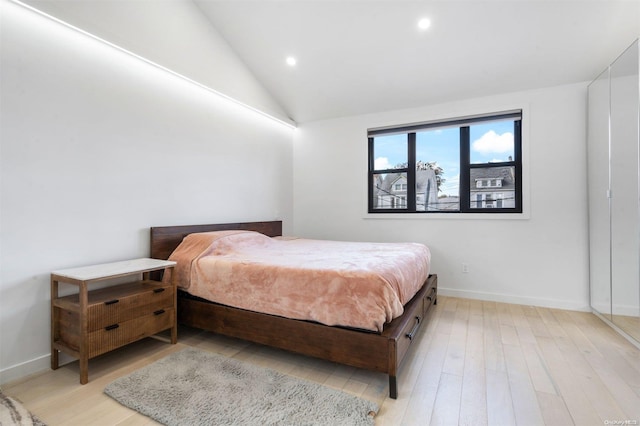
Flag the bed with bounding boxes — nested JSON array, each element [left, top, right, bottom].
[[149, 221, 437, 399]]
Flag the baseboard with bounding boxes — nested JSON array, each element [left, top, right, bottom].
[[592, 310, 640, 350], [586, 303, 638, 317], [0, 353, 74, 386], [438, 286, 591, 312], [0, 354, 50, 386], [611, 304, 640, 317]]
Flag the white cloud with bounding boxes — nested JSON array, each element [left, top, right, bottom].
[[375, 157, 392, 170], [472, 130, 513, 154]]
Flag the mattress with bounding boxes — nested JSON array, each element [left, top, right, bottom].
[[167, 230, 431, 332]]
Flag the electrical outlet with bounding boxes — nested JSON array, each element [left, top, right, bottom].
[[462, 263, 469, 273]]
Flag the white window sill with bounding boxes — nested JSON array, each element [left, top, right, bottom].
[[363, 212, 530, 220]]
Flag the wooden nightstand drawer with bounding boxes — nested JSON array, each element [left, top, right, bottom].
[[70, 282, 173, 330], [59, 308, 175, 358], [88, 308, 175, 358], [56, 281, 174, 331]]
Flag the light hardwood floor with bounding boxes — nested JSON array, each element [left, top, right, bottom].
[[4, 296, 640, 425], [611, 315, 640, 343]]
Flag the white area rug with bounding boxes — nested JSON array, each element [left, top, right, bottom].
[[104, 348, 378, 426], [0, 392, 45, 426]]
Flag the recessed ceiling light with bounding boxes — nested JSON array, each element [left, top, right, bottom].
[[286, 56, 297, 66], [418, 18, 431, 31]]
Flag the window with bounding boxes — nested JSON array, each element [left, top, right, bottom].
[[368, 110, 522, 213], [394, 183, 407, 191]]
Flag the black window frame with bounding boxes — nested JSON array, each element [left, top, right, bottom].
[[368, 110, 523, 214]]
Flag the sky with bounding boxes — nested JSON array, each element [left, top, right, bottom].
[[373, 120, 515, 196]]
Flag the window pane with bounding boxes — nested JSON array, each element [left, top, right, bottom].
[[470, 120, 515, 164], [373, 134, 407, 171], [372, 172, 408, 209], [368, 111, 522, 214], [469, 166, 516, 209], [416, 128, 460, 211]]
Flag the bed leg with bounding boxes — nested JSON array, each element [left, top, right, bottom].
[[389, 375, 398, 399]]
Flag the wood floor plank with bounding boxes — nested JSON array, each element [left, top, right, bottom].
[[483, 302, 507, 373], [611, 315, 640, 343], [115, 415, 160, 426], [459, 312, 488, 426], [564, 311, 640, 401], [537, 307, 568, 339], [442, 300, 469, 376], [582, 349, 640, 421], [536, 391, 574, 426], [400, 332, 449, 425], [520, 342, 558, 395], [521, 304, 540, 318], [586, 321, 640, 381], [500, 323, 520, 346], [525, 313, 553, 338], [485, 369, 516, 426], [552, 313, 630, 422], [429, 373, 463, 426], [536, 335, 604, 425], [503, 343, 545, 425], [496, 302, 515, 326], [323, 364, 356, 391], [510, 377, 546, 426], [58, 396, 136, 426], [468, 298, 484, 317]]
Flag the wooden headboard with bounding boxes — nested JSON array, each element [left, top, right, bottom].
[[149, 220, 283, 260]]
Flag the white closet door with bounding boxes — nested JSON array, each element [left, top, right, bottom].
[[588, 68, 612, 318], [610, 40, 640, 336]]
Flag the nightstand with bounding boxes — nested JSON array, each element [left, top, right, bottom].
[[51, 258, 177, 384]]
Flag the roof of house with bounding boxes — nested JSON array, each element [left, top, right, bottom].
[[470, 166, 515, 191], [375, 169, 437, 193]]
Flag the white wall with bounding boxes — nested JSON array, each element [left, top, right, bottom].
[[293, 83, 590, 311], [21, 0, 294, 126], [0, 1, 294, 383]]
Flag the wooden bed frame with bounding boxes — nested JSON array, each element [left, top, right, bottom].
[[149, 220, 437, 399]]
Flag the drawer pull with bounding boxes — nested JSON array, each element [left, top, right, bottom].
[[153, 288, 165, 293], [427, 296, 432, 302], [105, 324, 119, 331], [154, 309, 166, 315], [406, 316, 421, 341], [104, 299, 119, 305]]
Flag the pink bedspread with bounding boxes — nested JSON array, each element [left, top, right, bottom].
[[167, 230, 431, 332]]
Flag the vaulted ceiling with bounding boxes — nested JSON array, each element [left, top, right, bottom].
[[12, 0, 640, 124], [194, 1, 639, 122]]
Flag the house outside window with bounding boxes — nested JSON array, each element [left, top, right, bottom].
[[368, 110, 522, 213], [470, 169, 515, 209]]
